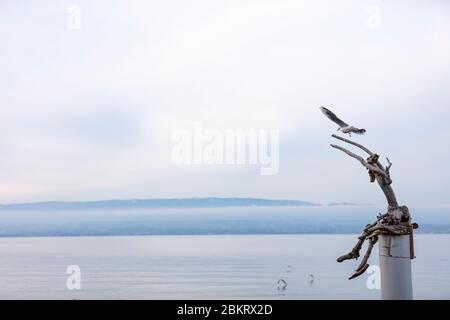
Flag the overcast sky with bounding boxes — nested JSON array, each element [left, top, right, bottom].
[[1, 0, 450, 206]]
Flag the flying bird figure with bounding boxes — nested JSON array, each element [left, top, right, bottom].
[[320, 106, 366, 137]]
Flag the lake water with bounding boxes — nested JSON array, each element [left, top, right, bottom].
[[0, 234, 448, 300]]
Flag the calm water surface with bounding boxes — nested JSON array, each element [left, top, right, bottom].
[[0, 235, 448, 299]]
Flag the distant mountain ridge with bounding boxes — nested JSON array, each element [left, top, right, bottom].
[[0, 197, 319, 210], [328, 202, 373, 206]]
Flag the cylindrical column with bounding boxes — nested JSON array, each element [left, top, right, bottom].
[[378, 234, 413, 300]]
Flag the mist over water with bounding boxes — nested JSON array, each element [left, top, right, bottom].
[[0, 206, 449, 237]]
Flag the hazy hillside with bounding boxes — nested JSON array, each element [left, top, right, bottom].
[[0, 197, 318, 210]]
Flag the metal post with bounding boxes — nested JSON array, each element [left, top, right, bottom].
[[378, 234, 413, 300]]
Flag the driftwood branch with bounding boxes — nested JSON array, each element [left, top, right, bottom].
[[331, 134, 386, 171], [330, 137, 397, 208], [386, 157, 392, 176], [331, 134, 375, 157], [328, 134, 417, 279], [336, 212, 417, 280], [330, 144, 390, 179], [349, 237, 377, 280]]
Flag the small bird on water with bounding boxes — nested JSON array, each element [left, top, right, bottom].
[[277, 279, 287, 291], [320, 106, 366, 137], [308, 274, 314, 287]]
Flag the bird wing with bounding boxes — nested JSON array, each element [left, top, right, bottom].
[[320, 107, 348, 128]]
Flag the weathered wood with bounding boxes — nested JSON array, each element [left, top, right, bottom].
[[330, 140, 397, 208], [330, 144, 389, 178], [331, 134, 385, 171], [328, 135, 416, 279], [336, 210, 412, 279], [386, 158, 393, 176], [321, 106, 417, 286], [349, 237, 377, 280]]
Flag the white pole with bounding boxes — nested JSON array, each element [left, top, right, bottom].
[[378, 234, 413, 300]]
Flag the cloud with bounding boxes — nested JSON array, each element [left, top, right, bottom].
[[0, 0, 449, 204]]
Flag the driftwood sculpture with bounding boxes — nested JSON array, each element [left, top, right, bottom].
[[321, 110, 418, 280], [331, 135, 418, 279]]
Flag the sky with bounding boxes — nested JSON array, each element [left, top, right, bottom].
[[1, 0, 450, 206]]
